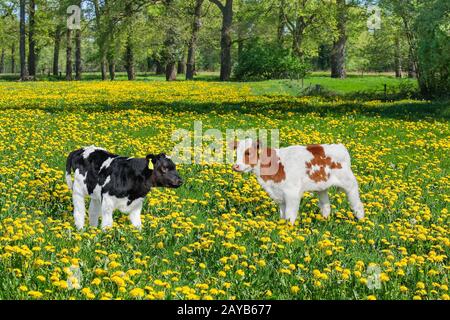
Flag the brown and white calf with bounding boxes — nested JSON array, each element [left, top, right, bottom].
[[231, 139, 364, 224]]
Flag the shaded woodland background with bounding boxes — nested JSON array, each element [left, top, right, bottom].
[[0, 0, 448, 98]]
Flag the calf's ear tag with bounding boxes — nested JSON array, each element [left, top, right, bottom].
[[148, 161, 154, 170]]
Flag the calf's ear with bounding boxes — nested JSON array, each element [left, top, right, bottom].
[[146, 154, 157, 163], [228, 140, 238, 151]]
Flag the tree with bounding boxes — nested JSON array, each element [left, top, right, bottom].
[[11, 43, 15, 73], [414, 0, 449, 97], [1, 3, 18, 74], [53, 24, 63, 76], [158, 0, 188, 81], [382, 0, 449, 98], [66, 28, 73, 80], [209, 0, 233, 81], [234, 0, 272, 66], [0, 47, 4, 73], [0, 2, 10, 74], [282, 0, 331, 58], [277, 0, 286, 45], [19, 0, 28, 80], [186, 0, 204, 80], [164, 25, 178, 81], [394, 26, 403, 78], [92, 0, 108, 80], [331, 0, 347, 78], [124, 1, 136, 80], [28, 0, 37, 78], [75, 0, 82, 80]]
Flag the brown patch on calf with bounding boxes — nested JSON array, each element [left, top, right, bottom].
[[260, 148, 286, 183], [229, 140, 238, 151], [241, 142, 286, 183], [243, 145, 259, 167], [305, 145, 342, 183]]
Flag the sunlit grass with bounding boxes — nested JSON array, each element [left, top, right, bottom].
[[0, 81, 448, 300]]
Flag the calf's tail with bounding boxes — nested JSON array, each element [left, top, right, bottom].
[[65, 151, 76, 191]]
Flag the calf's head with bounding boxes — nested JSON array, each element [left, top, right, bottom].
[[147, 153, 183, 188], [230, 138, 260, 173], [230, 139, 285, 180]]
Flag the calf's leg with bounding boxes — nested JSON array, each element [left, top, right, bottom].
[[88, 198, 101, 227], [101, 197, 114, 230], [72, 184, 86, 230], [279, 201, 286, 219], [318, 191, 331, 218], [129, 202, 143, 230], [284, 192, 302, 225], [342, 173, 365, 220]]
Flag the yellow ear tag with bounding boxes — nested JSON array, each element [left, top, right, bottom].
[[149, 161, 154, 170]]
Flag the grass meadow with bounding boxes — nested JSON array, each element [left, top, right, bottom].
[[0, 77, 449, 300]]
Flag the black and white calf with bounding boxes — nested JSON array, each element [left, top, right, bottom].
[[66, 146, 183, 230]]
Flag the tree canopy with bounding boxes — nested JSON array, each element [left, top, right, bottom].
[[0, 0, 448, 97]]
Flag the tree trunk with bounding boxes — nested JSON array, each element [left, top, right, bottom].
[[401, 16, 422, 87], [109, 58, 116, 81], [94, 0, 107, 81], [75, 0, 82, 80], [166, 61, 177, 81], [407, 51, 416, 78], [0, 48, 5, 73], [11, 44, 16, 74], [125, 36, 135, 80], [292, 30, 304, 58], [187, 0, 203, 80], [66, 29, 73, 81], [53, 26, 62, 76], [107, 30, 115, 81], [277, 0, 286, 44], [75, 29, 82, 80], [162, 2, 178, 82], [19, 0, 28, 80], [28, 0, 37, 78], [219, 0, 233, 81], [291, 15, 306, 58], [177, 57, 186, 75], [100, 55, 107, 80], [394, 36, 402, 78], [331, 0, 347, 79], [123, 2, 135, 80]]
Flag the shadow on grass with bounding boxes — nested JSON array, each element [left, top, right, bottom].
[[7, 97, 448, 121], [0, 73, 221, 82]]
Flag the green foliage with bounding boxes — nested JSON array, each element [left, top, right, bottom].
[[0, 0, 449, 99], [234, 40, 309, 81], [414, 0, 450, 98], [382, 0, 450, 98]]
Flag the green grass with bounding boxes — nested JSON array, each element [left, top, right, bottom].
[[244, 75, 417, 96], [0, 79, 448, 300], [0, 71, 417, 97]]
